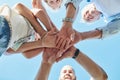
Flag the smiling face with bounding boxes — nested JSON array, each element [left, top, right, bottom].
[[81, 3, 102, 23], [59, 65, 76, 80], [45, 0, 63, 10]]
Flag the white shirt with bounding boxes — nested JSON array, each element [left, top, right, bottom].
[[93, 0, 120, 17], [0, 5, 34, 51]]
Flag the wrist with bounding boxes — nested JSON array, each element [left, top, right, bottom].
[[62, 17, 74, 23], [72, 48, 80, 59], [62, 21, 73, 27]]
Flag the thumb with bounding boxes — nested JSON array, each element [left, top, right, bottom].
[[70, 32, 75, 41], [48, 54, 56, 64], [56, 52, 67, 62]]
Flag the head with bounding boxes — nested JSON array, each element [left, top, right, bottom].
[[59, 65, 76, 80], [44, 0, 63, 10], [0, 16, 11, 56], [81, 3, 102, 23]]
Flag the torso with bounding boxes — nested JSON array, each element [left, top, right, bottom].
[[92, 0, 120, 17], [0, 5, 34, 49]]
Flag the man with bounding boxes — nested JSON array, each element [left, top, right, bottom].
[[35, 46, 108, 80]]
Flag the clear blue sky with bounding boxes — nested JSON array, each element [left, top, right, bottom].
[[0, 0, 120, 80]]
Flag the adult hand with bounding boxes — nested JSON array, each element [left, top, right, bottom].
[[56, 46, 76, 62], [55, 29, 82, 58], [41, 31, 58, 47], [42, 48, 59, 64], [32, 0, 41, 8], [56, 22, 75, 50]]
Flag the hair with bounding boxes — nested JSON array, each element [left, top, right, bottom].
[[81, 3, 102, 23], [59, 65, 76, 80], [81, 3, 95, 23]]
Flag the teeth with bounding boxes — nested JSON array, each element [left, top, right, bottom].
[[64, 76, 70, 79]]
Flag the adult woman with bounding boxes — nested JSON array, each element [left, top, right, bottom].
[[0, 3, 56, 56]]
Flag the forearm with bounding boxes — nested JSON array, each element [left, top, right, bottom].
[[15, 3, 46, 37], [34, 9, 53, 31], [65, 3, 76, 18], [22, 48, 43, 59], [35, 61, 52, 80], [32, 0, 55, 31], [16, 40, 44, 52], [62, 3, 76, 27], [80, 29, 102, 41], [75, 51, 108, 80]]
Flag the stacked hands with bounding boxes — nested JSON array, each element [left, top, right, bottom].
[[38, 26, 82, 64]]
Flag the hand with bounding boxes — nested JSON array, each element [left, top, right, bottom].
[[56, 23, 75, 50], [55, 29, 82, 58], [42, 31, 58, 47], [56, 46, 76, 62], [34, 32, 41, 40], [42, 48, 59, 63], [32, 0, 41, 8], [72, 30, 83, 44]]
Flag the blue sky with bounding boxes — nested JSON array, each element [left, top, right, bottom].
[[0, 0, 120, 80]]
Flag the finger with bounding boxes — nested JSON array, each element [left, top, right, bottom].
[[64, 38, 71, 49], [56, 49, 65, 58], [70, 32, 75, 41], [56, 36, 61, 46], [56, 38, 64, 49], [48, 54, 56, 64], [59, 39, 67, 49], [56, 52, 67, 62]]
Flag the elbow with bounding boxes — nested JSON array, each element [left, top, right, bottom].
[[14, 3, 24, 9], [96, 69, 108, 80], [22, 53, 33, 59], [99, 72, 108, 80], [33, 9, 44, 18], [100, 67, 108, 80]]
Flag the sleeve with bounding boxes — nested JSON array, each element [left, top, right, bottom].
[[96, 18, 120, 39], [11, 36, 31, 51], [64, 0, 82, 9]]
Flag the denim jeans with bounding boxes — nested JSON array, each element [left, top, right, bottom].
[[0, 16, 11, 56]]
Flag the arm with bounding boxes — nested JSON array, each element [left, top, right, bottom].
[[35, 61, 52, 80], [75, 50, 108, 80], [56, 0, 80, 49], [14, 3, 46, 37], [32, 0, 57, 32], [7, 31, 57, 54], [73, 29, 102, 43], [56, 47, 108, 80], [35, 48, 58, 80]]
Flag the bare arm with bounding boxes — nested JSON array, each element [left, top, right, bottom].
[[14, 3, 47, 37], [32, 0, 57, 31], [72, 29, 102, 44], [76, 50, 108, 80], [22, 48, 43, 59], [35, 61, 52, 80], [56, 47, 108, 80]]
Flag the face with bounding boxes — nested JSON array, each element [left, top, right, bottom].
[[59, 65, 76, 80], [82, 4, 101, 23], [45, 0, 63, 9]]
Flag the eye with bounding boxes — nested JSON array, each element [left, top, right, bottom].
[[63, 70, 66, 73], [69, 70, 73, 73], [49, 1, 54, 4], [86, 11, 89, 14]]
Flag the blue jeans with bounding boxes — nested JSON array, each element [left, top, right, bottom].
[[0, 16, 11, 56]]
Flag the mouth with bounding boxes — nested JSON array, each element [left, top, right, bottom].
[[64, 75, 71, 80]]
